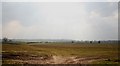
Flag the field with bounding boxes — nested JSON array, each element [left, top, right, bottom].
[[2, 43, 119, 64]]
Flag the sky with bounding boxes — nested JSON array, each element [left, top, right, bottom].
[[1, 0, 119, 2], [2, 2, 118, 40]]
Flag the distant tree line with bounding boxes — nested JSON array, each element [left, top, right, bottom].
[[71, 40, 101, 44], [2, 37, 118, 44]]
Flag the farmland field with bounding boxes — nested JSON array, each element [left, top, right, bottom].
[[2, 43, 119, 64]]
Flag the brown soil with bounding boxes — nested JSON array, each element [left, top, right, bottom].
[[3, 55, 105, 64]]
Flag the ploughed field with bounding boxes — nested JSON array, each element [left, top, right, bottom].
[[2, 43, 119, 64]]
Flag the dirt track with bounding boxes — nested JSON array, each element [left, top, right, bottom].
[[3, 56, 105, 64]]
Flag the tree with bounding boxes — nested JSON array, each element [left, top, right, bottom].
[[72, 41, 74, 43], [98, 41, 101, 44], [2, 37, 8, 43], [90, 41, 92, 43]]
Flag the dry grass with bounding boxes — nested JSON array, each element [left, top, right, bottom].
[[2, 43, 119, 64]]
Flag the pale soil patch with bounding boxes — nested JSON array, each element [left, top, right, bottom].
[[52, 56, 105, 64]]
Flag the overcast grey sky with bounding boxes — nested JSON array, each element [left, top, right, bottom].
[[2, 2, 118, 40]]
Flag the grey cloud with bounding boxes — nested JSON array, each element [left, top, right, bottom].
[[2, 2, 45, 26], [2, 2, 118, 40], [85, 2, 118, 17]]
